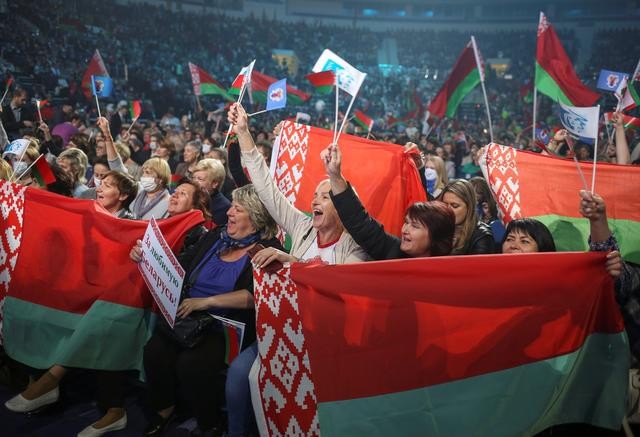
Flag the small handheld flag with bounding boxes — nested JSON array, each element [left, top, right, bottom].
[[353, 109, 374, 132], [266, 79, 287, 111], [91, 75, 113, 98], [597, 69, 628, 92], [32, 155, 56, 186], [129, 100, 142, 119], [558, 102, 599, 145]]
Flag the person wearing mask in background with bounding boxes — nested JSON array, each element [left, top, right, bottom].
[[98, 117, 171, 219], [79, 156, 110, 200]]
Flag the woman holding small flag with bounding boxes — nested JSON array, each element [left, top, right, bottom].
[[321, 142, 456, 260]]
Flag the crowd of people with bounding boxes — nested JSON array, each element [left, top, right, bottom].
[[1, 0, 640, 435]]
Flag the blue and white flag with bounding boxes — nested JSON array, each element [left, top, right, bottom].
[[91, 75, 113, 98], [2, 139, 30, 158], [266, 79, 287, 111], [558, 102, 599, 145], [596, 70, 628, 92]]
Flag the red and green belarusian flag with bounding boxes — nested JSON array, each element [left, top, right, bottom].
[[305, 70, 335, 94], [353, 109, 373, 131], [0, 180, 204, 369], [228, 60, 256, 96], [618, 79, 640, 112], [129, 100, 142, 120], [188, 62, 234, 101], [31, 155, 56, 187], [273, 121, 425, 236], [535, 12, 600, 106], [253, 254, 628, 435], [604, 112, 640, 131], [482, 143, 640, 263], [230, 70, 310, 105], [427, 39, 484, 118]]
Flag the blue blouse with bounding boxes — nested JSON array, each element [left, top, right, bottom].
[[188, 243, 248, 316]]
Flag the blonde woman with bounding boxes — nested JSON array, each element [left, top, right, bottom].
[[57, 147, 89, 197], [439, 179, 494, 255], [424, 155, 448, 198]]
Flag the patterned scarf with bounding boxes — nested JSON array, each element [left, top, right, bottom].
[[214, 228, 261, 255]]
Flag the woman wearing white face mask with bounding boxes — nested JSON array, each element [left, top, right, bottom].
[[424, 155, 448, 198], [98, 117, 171, 219]]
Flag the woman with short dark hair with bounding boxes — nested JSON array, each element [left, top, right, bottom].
[[501, 218, 557, 254], [321, 143, 456, 260]]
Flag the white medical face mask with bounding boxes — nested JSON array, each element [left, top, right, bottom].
[[140, 176, 157, 192], [424, 167, 437, 181], [94, 176, 102, 188], [202, 143, 211, 154]]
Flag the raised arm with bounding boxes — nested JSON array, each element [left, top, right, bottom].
[[612, 112, 631, 165], [97, 116, 127, 174], [228, 103, 307, 235], [323, 143, 401, 260]]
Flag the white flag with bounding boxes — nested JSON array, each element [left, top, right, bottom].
[[312, 49, 366, 96], [2, 139, 30, 158], [558, 102, 599, 144]]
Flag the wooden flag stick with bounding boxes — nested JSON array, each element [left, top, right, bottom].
[[36, 100, 43, 123], [247, 109, 268, 117], [126, 115, 140, 136]]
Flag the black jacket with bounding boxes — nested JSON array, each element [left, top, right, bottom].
[[453, 221, 495, 255], [1, 103, 35, 140], [177, 226, 284, 347], [330, 183, 407, 261]]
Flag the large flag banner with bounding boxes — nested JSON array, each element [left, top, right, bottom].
[[252, 254, 628, 436], [597, 69, 628, 92], [265, 78, 287, 111], [0, 181, 203, 368], [427, 40, 483, 118], [558, 102, 599, 144], [535, 13, 600, 106], [81, 49, 109, 100], [91, 75, 113, 98], [480, 143, 640, 263], [271, 121, 426, 236], [312, 49, 366, 97], [188, 62, 233, 101]]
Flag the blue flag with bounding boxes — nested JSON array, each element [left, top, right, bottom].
[[558, 102, 599, 145], [596, 70, 628, 92], [535, 127, 550, 145], [266, 79, 287, 111], [91, 75, 113, 98]]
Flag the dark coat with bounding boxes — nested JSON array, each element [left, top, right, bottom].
[[453, 221, 495, 255], [330, 183, 407, 261]]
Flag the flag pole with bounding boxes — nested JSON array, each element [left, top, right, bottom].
[[572, 155, 589, 192], [222, 81, 248, 148], [591, 104, 601, 193], [94, 94, 102, 119], [532, 88, 537, 144], [0, 85, 10, 107], [471, 36, 493, 143], [36, 99, 43, 123], [248, 109, 268, 117], [335, 90, 359, 144], [126, 115, 140, 136], [333, 80, 339, 143], [12, 154, 44, 183]]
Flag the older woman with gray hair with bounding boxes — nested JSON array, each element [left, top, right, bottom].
[[132, 183, 283, 436]]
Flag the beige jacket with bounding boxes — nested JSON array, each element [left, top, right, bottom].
[[241, 148, 369, 263]]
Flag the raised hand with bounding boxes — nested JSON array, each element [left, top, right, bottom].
[[96, 116, 110, 135], [579, 190, 606, 222], [227, 103, 249, 134]]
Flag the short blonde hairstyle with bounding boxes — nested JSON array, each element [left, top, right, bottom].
[[194, 158, 226, 186], [142, 157, 171, 188], [115, 142, 131, 162], [232, 184, 277, 240], [58, 148, 89, 184]]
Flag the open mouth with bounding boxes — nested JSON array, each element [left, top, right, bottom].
[[312, 209, 323, 217]]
